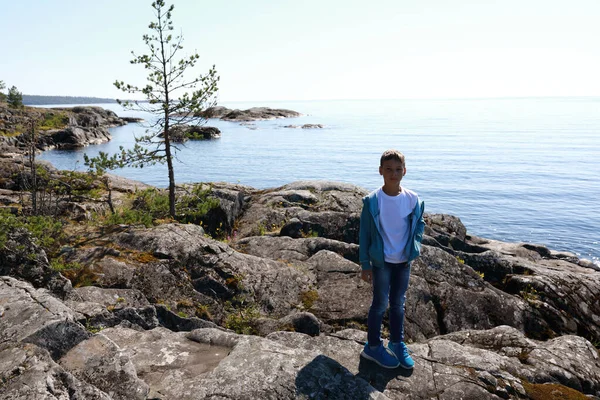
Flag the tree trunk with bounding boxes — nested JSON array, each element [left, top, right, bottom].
[[164, 111, 176, 219], [28, 120, 37, 214], [165, 131, 176, 219]]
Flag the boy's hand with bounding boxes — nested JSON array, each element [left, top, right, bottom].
[[361, 270, 372, 283]]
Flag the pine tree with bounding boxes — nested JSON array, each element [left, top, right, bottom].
[[84, 0, 219, 218], [0, 80, 6, 102], [7, 86, 23, 108]]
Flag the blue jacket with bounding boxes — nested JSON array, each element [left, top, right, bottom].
[[359, 189, 425, 270]]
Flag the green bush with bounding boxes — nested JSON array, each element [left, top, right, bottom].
[[105, 208, 154, 227], [224, 305, 261, 335], [176, 184, 220, 225], [101, 185, 219, 228], [132, 188, 170, 219], [38, 112, 69, 131], [0, 210, 64, 255], [50, 257, 83, 272], [52, 170, 99, 197]]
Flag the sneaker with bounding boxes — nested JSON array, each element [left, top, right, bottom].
[[388, 342, 414, 369], [361, 343, 400, 369]]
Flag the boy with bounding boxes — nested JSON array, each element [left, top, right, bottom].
[[359, 149, 425, 369]]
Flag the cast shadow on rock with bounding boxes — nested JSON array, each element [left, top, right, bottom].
[[357, 356, 413, 393], [295, 354, 411, 399]]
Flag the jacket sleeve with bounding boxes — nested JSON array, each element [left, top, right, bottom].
[[359, 199, 372, 270], [407, 199, 425, 262], [415, 200, 425, 245]]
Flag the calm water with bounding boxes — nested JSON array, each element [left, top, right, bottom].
[[39, 98, 600, 265]]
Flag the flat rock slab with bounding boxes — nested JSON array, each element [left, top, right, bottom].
[[102, 326, 231, 399]]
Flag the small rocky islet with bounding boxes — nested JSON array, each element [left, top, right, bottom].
[[0, 104, 599, 399]]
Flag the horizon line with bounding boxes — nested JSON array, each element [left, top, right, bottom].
[[21, 93, 600, 104]]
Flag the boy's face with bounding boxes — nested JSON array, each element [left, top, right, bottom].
[[379, 159, 406, 187]]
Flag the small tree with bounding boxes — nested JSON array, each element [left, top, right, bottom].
[[0, 80, 6, 102], [7, 86, 23, 108], [84, 0, 219, 219]]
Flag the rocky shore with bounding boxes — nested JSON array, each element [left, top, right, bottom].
[[0, 104, 133, 152], [1, 104, 599, 399], [1, 167, 599, 398]]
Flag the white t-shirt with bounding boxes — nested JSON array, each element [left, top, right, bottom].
[[378, 186, 418, 263]]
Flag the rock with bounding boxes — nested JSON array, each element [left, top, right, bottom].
[[61, 246, 138, 288], [431, 325, 600, 398], [0, 277, 89, 360], [579, 258, 600, 271], [47, 126, 112, 149], [197, 105, 230, 119], [121, 116, 144, 123], [161, 124, 221, 142], [0, 341, 112, 400], [281, 312, 321, 336], [425, 213, 468, 240], [40, 106, 127, 149], [63, 286, 158, 331], [457, 245, 600, 343], [81, 306, 160, 332], [423, 213, 490, 254], [419, 211, 600, 345], [103, 326, 233, 399], [111, 223, 313, 320], [234, 235, 359, 263], [410, 245, 553, 340], [60, 238, 224, 322], [3, 321, 599, 399], [283, 123, 324, 129], [131, 259, 223, 319], [59, 333, 150, 400], [256, 311, 322, 337], [73, 286, 150, 308], [305, 250, 371, 324], [0, 228, 73, 299], [57, 106, 126, 128], [181, 181, 250, 236], [155, 304, 222, 332], [234, 180, 367, 242], [210, 106, 301, 121], [188, 328, 383, 399], [237, 235, 547, 342], [105, 172, 152, 193]]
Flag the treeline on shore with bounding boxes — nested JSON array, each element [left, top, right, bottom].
[[23, 95, 117, 105]]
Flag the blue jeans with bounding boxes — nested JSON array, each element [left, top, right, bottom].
[[367, 261, 411, 346]]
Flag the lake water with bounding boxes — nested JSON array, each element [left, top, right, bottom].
[[38, 98, 600, 265]]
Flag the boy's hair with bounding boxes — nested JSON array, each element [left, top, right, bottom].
[[380, 149, 405, 167]]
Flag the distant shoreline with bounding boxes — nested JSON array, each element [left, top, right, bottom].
[[23, 95, 118, 106]]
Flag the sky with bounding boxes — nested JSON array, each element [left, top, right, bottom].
[[1, 0, 599, 102]]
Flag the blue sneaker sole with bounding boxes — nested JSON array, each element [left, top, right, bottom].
[[360, 350, 400, 369]]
